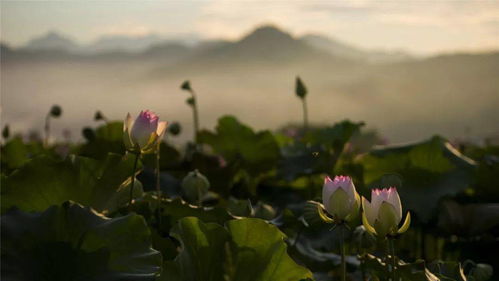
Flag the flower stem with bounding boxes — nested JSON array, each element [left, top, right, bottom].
[[44, 113, 51, 147], [190, 90, 200, 143], [388, 237, 397, 281], [155, 143, 162, 229], [129, 152, 140, 206], [302, 97, 308, 130], [340, 225, 346, 281]]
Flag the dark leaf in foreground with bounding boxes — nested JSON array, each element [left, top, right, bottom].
[[1, 201, 161, 281]]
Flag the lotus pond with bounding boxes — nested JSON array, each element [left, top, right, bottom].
[[1, 81, 498, 281]]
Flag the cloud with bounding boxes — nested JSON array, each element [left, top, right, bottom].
[[195, 0, 499, 53]]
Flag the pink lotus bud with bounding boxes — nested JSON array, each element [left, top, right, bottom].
[[362, 187, 411, 237], [322, 175, 360, 221], [123, 110, 167, 153]]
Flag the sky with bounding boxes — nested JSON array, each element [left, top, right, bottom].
[[1, 0, 499, 55]]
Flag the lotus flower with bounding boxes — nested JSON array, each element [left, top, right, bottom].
[[322, 175, 360, 222], [362, 187, 411, 237], [123, 110, 167, 154]]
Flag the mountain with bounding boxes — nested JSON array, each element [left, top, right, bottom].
[[87, 34, 163, 53], [23, 31, 78, 52], [87, 33, 201, 53], [172, 25, 347, 69], [302, 34, 412, 63]]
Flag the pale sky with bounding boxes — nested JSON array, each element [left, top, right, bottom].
[[1, 0, 499, 55]]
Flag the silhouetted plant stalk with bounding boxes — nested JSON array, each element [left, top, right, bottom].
[[129, 152, 140, 206], [155, 142, 162, 228], [388, 237, 397, 281], [181, 80, 200, 143], [44, 105, 62, 147], [295, 76, 308, 130], [339, 225, 347, 281]]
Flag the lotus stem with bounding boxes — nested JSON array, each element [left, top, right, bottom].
[[340, 225, 346, 281], [155, 142, 162, 228], [190, 90, 200, 143], [129, 152, 140, 206], [44, 113, 51, 147], [388, 237, 397, 281], [302, 97, 308, 130]]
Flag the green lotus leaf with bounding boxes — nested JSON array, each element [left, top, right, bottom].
[[226, 218, 313, 281], [1, 153, 143, 214], [197, 115, 280, 176], [1, 201, 161, 281], [361, 136, 476, 222], [160, 217, 313, 281]]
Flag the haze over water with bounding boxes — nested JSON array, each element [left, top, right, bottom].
[[2, 0, 499, 144]]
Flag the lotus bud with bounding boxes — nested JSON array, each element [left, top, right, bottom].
[[181, 169, 210, 204], [362, 187, 411, 237], [123, 110, 167, 154], [322, 175, 361, 222]]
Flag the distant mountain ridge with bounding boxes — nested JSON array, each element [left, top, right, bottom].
[[4, 25, 411, 64], [24, 31, 78, 51], [301, 34, 411, 63]]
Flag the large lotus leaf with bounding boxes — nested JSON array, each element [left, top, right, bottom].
[[438, 200, 499, 237], [161, 217, 229, 281], [160, 198, 233, 230], [1, 153, 143, 214], [428, 260, 467, 281], [1, 201, 161, 281], [362, 254, 439, 281], [197, 116, 280, 175], [0, 137, 57, 172], [303, 120, 364, 151], [226, 218, 313, 281], [161, 217, 312, 281], [360, 136, 476, 222], [1, 137, 30, 170], [278, 142, 332, 181], [78, 122, 126, 158]]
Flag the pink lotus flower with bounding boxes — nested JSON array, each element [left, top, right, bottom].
[[123, 110, 167, 153], [362, 187, 411, 237], [322, 175, 360, 221]]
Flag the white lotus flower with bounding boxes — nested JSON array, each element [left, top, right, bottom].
[[322, 175, 360, 222], [123, 110, 167, 154], [362, 187, 411, 237]]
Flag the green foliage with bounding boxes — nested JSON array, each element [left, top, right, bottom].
[[79, 122, 126, 158], [1, 137, 30, 170], [1, 153, 143, 214], [2, 113, 497, 280], [198, 116, 280, 195], [1, 201, 161, 281], [161, 217, 313, 281], [361, 136, 476, 222], [304, 120, 365, 151], [438, 200, 499, 237], [199, 116, 280, 175]]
